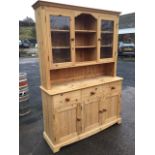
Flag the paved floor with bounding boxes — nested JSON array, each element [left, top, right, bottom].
[[19, 58, 135, 155]]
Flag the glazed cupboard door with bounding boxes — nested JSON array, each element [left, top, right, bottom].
[[47, 12, 75, 68], [98, 18, 115, 60]]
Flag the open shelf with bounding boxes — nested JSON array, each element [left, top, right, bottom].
[[50, 63, 115, 84], [75, 33, 96, 47], [75, 13, 97, 30], [75, 48, 96, 62]]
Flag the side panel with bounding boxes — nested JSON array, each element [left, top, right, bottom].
[[41, 91, 55, 143], [35, 7, 51, 89]]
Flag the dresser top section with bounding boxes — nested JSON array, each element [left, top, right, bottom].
[[32, 1, 121, 15]]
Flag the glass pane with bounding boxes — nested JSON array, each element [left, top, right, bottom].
[[100, 20, 114, 59], [100, 47, 113, 58], [50, 16, 70, 30], [50, 15, 71, 63], [53, 49, 71, 63], [101, 33, 113, 46], [51, 32, 70, 46], [101, 20, 114, 31]]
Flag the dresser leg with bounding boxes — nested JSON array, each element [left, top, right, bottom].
[[52, 147, 60, 153]]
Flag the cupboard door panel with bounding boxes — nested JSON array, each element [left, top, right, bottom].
[[105, 94, 120, 122], [83, 97, 100, 132], [54, 102, 81, 143]]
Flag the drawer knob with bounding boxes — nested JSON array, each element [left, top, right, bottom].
[[99, 110, 103, 113], [99, 109, 107, 113], [77, 118, 81, 121], [90, 92, 95, 96], [111, 86, 115, 90], [103, 109, 107, 112], [65, 98, 70, 102]]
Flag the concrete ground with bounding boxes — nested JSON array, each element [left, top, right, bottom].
[[19, 58, 135, 155]]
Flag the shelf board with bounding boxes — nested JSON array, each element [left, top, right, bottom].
[[101, 44, 112, 47], [101, 31, 113, 34], [75, 30, 96, 33], [75, 45, 96, 49], [75, 61, 97, 66], [51, 29, 70, 32], [51, 58, 115, 70], [52, 46, 70, 49]]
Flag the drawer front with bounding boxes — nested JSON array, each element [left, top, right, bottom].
[[104, 81, 121, 96], [81, 85, 102, 100], [53, 90, 81, 108]]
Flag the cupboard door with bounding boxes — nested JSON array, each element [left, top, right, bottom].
[[83, 97, 100, 132], [100, 19, 114, 59], [54, 102, 81, 143], [105, 94, 120, 122]]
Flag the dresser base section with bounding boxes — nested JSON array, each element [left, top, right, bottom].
[[43, 117, 122, 153]]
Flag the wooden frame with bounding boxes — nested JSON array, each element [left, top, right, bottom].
[[33, 1, 123, 153]]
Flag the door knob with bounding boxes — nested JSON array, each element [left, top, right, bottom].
[[111, 86, 115, 90], [90, 92, 95, 96], [77, 118, 81, 121], [65, 98, 70, 102]]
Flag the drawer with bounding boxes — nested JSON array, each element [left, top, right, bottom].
[[53, 90, 81, 108], [82, 85, 102, 99], [104, 81, 121, 96]]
